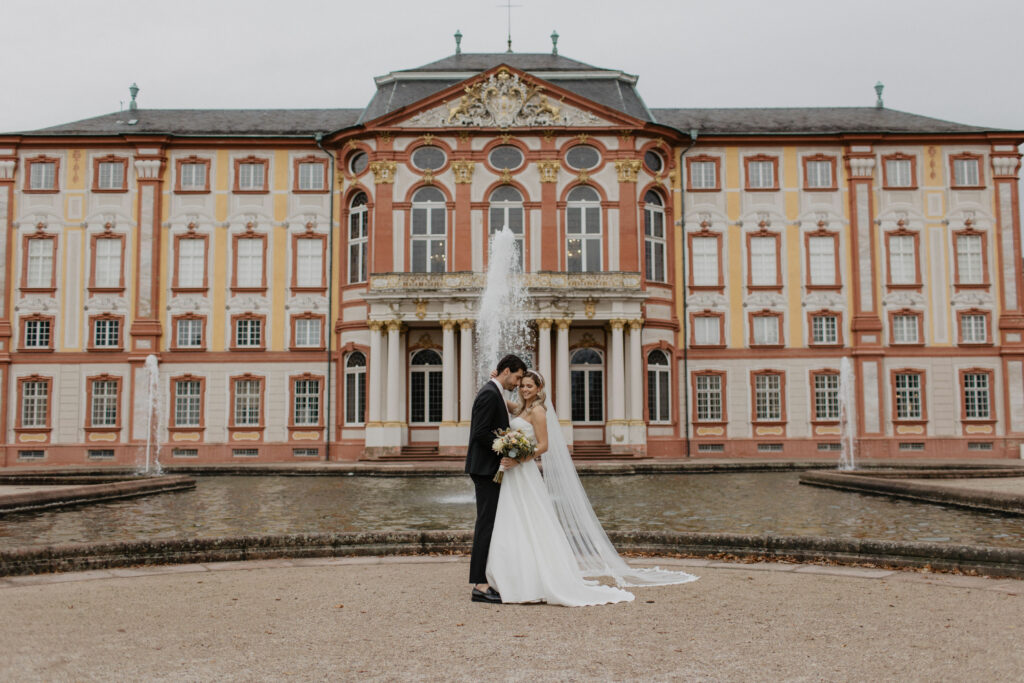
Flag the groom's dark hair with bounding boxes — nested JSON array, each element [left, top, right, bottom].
[[496, 353, 527, 374]]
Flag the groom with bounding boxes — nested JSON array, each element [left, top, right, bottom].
[[465, 353, 526, 604]]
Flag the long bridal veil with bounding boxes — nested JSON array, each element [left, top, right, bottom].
[[541, 399, 698, 588]]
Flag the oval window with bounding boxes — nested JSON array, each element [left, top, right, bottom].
[[411, 146, 447, 171], [566, 145, 601, 170], [488, 145, 524, 170], [644, 150, 664, 174], [349, 152, 368, 175]]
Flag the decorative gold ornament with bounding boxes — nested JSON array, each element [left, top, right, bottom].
[[421, 133, 436, 145], [379, 132, 392, 144], [500, 168, 514, 184], [458, 130, 471, 142], [583, 297, 597, 319], [618, 129, 634, 142], [369, 161, 397, 184], [451, 160, 475, 184], [614, 160, 642, 183], [578, 331, 599, 347], [446, 67, 562, 128], [536, 160, 559, 183], [499, 133, 513, 143], [415, 333, 440, 349], [421, 169, 435, 185], [414, 299, 428, 319], [575, 133, 589, 143], [577, 170, 590, 183]]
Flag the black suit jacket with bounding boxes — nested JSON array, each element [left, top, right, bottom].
[[465, 381, 510, 476]]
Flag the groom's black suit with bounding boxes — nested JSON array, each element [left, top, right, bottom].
[[466, 379, 509, 584]]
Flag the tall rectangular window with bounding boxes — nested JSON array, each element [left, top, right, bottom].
[[690, 161, 718, 189], [811, 314, 839, 345], [236, 238, 263, 288], [345, 352, 367, 425], [298, 162, 324, 191], [94, 238, 121, 288], [21, 381, 49, 428], [349, 197, 369, 284], [238, 163, 265, 191], [963, 373, 990, 420], [174, 380, 201, 427], [894, 373, 922, 420], [885, 159, 913, 188], [693, 315, 721, 346], [24, 319, 51, 348], [26, 238, 54, 289], [805, 160, 833, 188], [888, 235, 916, 285], [747, 160, 775, 189], [295, 317, 321, 348], [892, 314, 919, 344], [695, 374, 722, 422], [93, 319, 120, 348], [90, 380, 119, 427], [176, 318, 203, 348], [691, 236, 719, 287], [953, 158, 980, 187], [97, 161, 124, 190], [644, 197, 666, 283], [808, 236, 836, 286], [295, 239, 323, 288], [814, 374, 840, 420], [752, 315, 780, 345], [749, 236, 778, 287], [754, 374, 782, 421], [29, 162, 56, 190], [233, 379, 261, 426], [180, 162, 207, 191], [177, 239, 205, 288], [293, 379, 321, 426], [955, 234, 984, 285], [235, 318, 262, 348], [960, 314, 987, 344]]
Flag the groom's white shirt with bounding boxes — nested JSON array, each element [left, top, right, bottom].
[[491, 378, 510, 418]]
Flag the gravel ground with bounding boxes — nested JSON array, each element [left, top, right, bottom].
[[1, 556, 1021, 682]]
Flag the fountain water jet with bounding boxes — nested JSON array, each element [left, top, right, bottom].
[[475, 227, 532, 383], [141, 354, 163, 475], [838, 356, 856, 471]]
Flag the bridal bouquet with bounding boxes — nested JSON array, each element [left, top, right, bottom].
[[491, 427, 536, 483]]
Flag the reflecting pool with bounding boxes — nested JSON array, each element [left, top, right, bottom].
[[2, 473, 1024, 549]]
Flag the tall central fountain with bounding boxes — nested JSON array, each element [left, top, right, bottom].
[[838, 356, 857, 470], [141, 354, 163, 475], [475, 227, 532, 383]]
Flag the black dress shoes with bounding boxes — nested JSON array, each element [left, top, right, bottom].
[[471, 587, 502, 603]]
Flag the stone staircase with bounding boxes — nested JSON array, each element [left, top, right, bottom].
[[370, 445, 462, 462], [569, 442, 616, 460]]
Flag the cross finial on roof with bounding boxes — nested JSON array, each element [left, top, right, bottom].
[[498, 1, 522, 53]]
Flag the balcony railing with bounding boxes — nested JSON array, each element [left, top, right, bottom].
[[368, 271, 643, 293]]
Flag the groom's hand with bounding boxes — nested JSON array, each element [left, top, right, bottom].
[[500, 457, 518, 469]]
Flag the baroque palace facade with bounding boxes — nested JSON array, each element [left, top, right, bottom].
[[1, 48, 1023, 466]]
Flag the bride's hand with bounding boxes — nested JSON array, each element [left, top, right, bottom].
[[489, 369, 498, 379], [500, 457, 518, 469]]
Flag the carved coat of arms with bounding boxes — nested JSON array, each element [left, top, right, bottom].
[[447, 68, 563, 128]]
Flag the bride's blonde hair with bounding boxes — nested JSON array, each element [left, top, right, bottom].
[[516, 370, 547, 415]]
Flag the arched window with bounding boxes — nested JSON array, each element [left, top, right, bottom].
[[410, 349, 443, 423], [411, 187, 446, 273], [647, 349, 671, 423], [344, 351, 366, 425], [489, 186, 524, 270], [566, 186, 601, 272], [570, 348, 604, 422], [348, 192, 368, 284], [644, 190, 666, 283]]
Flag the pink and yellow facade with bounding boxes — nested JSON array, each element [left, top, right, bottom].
[[0, 51, 1021, 466]]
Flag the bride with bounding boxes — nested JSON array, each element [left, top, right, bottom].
[[486, 370, 697, 606]]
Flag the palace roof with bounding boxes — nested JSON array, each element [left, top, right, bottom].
[[7, 51, 1015, 139]]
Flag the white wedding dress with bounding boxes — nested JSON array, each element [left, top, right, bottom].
[[486, 415, 635, 606]]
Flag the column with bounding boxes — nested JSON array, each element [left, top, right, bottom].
[[628, 320, 643, 421], [537, 319, 553, 388], [0, 157, 14, 458], [555, 319, 571, 422], [441, 320, 456, 423], [367, 321, 384, 423], [609, 319, 626, 422], [459, 320, 474, 423], [386, 320, 403, 422], [614, 159, 642, 271], [992, 151, 1024, 441]]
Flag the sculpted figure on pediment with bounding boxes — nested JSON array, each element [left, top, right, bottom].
[[228, 294, 270, 313], [288, 294, 328, 312], [801, 291, 846, 308], [168, 295, 209, 313], [84, 295, 129, 313], [742, 292, 786, 309], [951, 290, 994, 307], [15, 295, 58, 313], [686, 293, 727, 309], [882, 291, 925, 308]]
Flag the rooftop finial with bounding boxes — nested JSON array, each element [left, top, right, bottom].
[[500, 0, 520, 53], [551, 30, 559, 55], [129, 82, 139, 111], [454, 29, 462, 55], [874, 81, 884, 109]]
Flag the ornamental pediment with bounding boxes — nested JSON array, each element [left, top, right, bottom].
[[396, 67, 614, 129]]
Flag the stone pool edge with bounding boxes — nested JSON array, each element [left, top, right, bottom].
[[0, 475, 196, 514], [1, 530, 1021, 580]]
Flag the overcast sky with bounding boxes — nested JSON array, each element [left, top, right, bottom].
[[2, 0, 1022, 134]]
